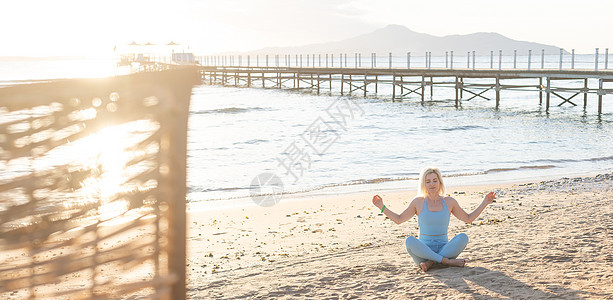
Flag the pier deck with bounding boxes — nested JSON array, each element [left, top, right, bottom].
[[199, 66, 613, 115]]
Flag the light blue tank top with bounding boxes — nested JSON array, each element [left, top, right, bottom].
[[418, 197, 450, 238]]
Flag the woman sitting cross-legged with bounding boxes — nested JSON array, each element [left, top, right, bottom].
[[372, 167, 496, 272]]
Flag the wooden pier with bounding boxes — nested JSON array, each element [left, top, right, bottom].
[[198, 66, 613, 115]]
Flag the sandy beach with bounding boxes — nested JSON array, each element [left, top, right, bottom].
[[186, 173, 613, 299]]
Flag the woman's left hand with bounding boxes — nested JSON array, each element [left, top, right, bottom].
[[483, 192, 496, 205]]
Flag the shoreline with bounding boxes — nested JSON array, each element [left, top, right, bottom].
[[187, 172, 613, 299], [187, 169, 607, 213]]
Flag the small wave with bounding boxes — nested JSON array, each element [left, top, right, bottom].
[[441, 125, 485, 131], [486, 168, 518, 173], [233, 139, 269, 145], [519, 165, 556, 170], [531, 155, 613, 165], [485, 165, 556, 174], [189, 186, 251, 193], [444, 171, 488, 177], [587, 155, 613, 162], [344, 177, 418, 185], [187, 147, 229, 156], [192, 107, 267, 114]]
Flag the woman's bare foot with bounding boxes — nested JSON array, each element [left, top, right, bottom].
[[420, 260, 435, 272], [441, 257, 467, 267]]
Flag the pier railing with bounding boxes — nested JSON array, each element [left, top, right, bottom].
[[197, 48, 611, 71], [131, 49, 613, 115], [197, 64, 612, 115], [0, 68, 198, 299]]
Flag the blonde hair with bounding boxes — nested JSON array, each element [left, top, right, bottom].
[[418, 167, 445, 196]]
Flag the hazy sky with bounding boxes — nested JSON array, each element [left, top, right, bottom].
[[1, 0, 611, 57]]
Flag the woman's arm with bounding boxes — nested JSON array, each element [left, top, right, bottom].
[[372, 195, 417, 224], [449, 192, 496, 224]]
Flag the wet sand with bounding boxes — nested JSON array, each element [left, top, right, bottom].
[[187, 173, 613, 299]]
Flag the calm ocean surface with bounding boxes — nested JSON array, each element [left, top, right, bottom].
[[2, 57, 612, 207]]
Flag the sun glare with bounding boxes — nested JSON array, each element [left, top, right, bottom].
[[78, 126, 131, 220], [61, 120, 160, 223]]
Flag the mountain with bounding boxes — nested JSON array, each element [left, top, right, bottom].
[[247, 24, 565, 55]]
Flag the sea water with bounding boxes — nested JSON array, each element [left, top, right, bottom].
[[187, 85, 612, 206], [1, 57, 611, 208]]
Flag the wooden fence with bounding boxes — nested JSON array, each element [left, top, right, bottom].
[[0, 68, 198, 299]]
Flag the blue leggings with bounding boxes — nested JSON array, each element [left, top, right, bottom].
[[405, 233, 468, 265]]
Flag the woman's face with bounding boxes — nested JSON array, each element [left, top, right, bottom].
[[424, 173, 440, 195]]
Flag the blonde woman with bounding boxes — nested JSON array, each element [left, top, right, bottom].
[[372, 167, 496, 272]]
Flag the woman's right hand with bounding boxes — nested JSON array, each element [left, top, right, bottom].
[[372, 195, 383, 210]]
